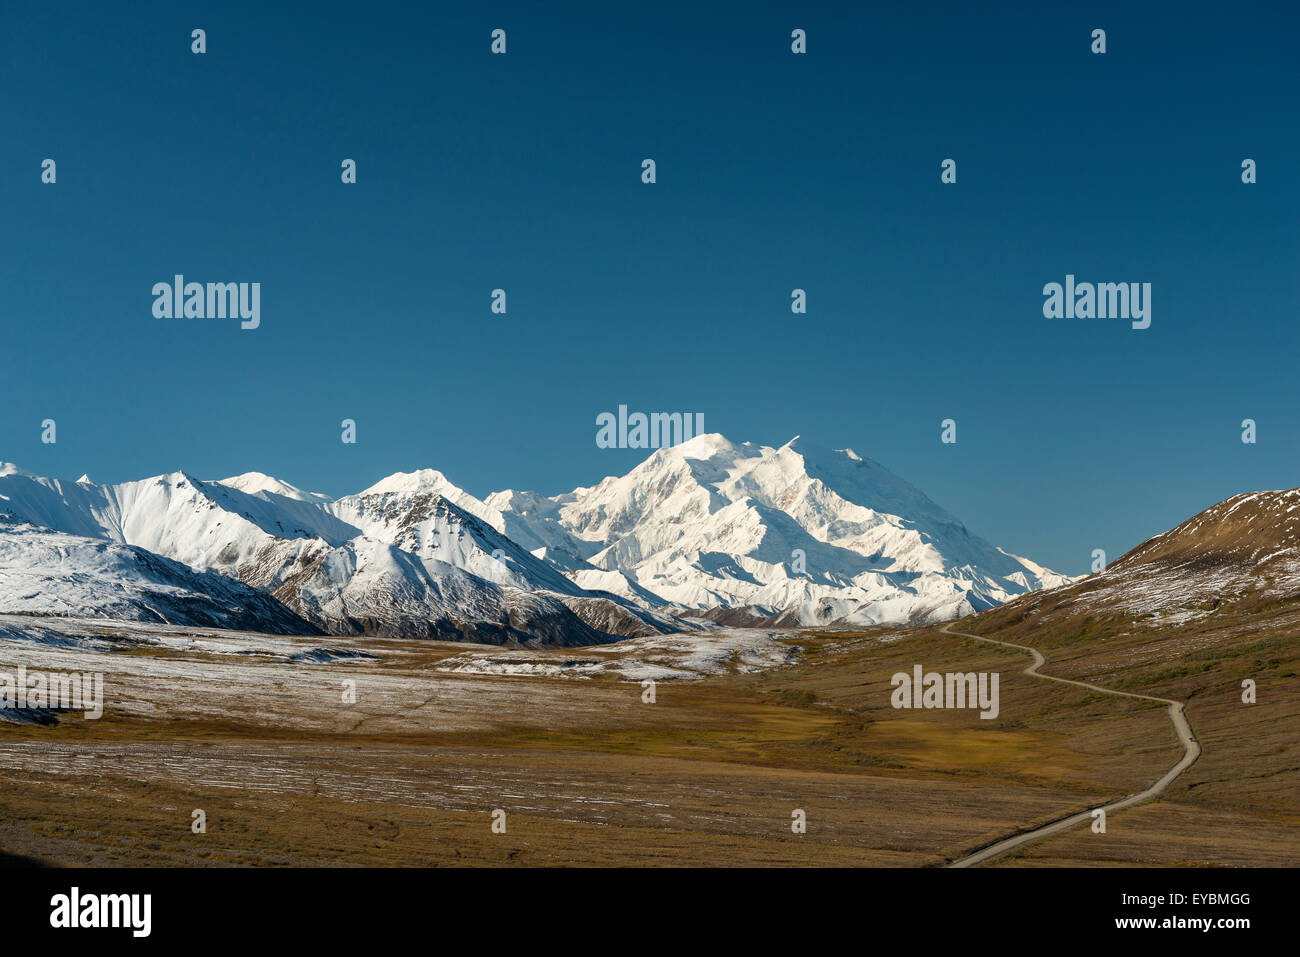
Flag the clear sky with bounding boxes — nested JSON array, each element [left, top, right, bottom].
[[3, 1, 1297, 575]]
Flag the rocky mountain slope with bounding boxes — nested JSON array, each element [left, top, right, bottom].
[[0, 516, 315, 633]]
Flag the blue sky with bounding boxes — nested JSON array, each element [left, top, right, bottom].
[[2, 1, 1297, 575]]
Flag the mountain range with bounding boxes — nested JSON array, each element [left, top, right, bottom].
[[0, 436, 1073, 644]]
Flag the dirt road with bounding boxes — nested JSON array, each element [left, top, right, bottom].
[[940, 621, 1201, 867]]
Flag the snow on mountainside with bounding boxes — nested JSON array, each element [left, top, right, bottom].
[[1062, 487, 1300, 621], [253, 533, 616, 645], [0, 435, 1072, 638], [487, 435, 1074, 626], [0, 517, 315, 633]]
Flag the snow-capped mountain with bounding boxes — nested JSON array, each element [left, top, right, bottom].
[[217, 471, 330, 502], [318, 473, 681, 638], [0, 463, 677, 645], [0, 435, 1071, 640], [486, 434, 1073, 626]]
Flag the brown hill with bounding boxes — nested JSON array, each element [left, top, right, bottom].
[[958, 487, 1300, 865]]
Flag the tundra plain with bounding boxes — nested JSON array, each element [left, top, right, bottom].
[[2, 602, 1293, 868]]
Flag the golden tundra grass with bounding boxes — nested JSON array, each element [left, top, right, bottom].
[[0, 610, 1294, 867]]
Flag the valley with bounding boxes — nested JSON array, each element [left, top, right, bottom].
[[1, 449, 1296, 868], [2, 580, 1293, 866]]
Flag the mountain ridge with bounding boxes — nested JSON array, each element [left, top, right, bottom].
[[0, 435, 1075, 639], [488, 434, 1074, 626]]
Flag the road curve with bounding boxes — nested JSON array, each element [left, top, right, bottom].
[[938, 621, 1201, 868]]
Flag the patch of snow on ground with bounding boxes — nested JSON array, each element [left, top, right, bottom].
[[433, 628, 799, 682]]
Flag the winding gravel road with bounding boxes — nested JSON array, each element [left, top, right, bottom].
[[939, 621, 1201, 868]]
